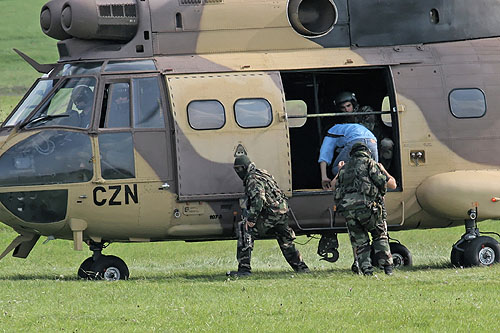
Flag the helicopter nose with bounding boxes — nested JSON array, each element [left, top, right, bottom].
[[0, 130, 93, 226]]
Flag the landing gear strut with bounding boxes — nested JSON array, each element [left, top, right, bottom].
[[451, 208, 500, 267], [77, 240, 129, 281]]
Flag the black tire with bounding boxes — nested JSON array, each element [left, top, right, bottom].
[[390, 242, 412, 267], [77, 257, 94, 279], [319, 249, 339, 263], [463, 236, 500, 267], [91, 255, 129, 281], [450, 246, 465, 268]]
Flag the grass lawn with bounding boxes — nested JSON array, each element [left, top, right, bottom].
[[0, 221, 499, 331], [0, 0, 58, 95], [0, 95, 21, 121]]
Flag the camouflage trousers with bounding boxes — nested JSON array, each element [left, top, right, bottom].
[[236, 215, 308, 273], [344, 203, 393, 274]]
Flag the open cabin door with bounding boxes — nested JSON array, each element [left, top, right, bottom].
[[165, 72, 291, 201]]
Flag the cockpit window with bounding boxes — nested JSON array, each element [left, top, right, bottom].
[[4, 79, 57, 127], [99, 133, 135, 179], [25, 77, 97, 129], [104, 83, 131, 128], [105, 60, 156, 72], [56, 62, 103, 76], [0, 130, 93, 187], [133, 77, 165, 128]]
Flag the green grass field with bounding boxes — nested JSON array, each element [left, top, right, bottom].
[[0, 0, 58, 121], [1, 1, 500, 332], [1, 220, 500, 331]]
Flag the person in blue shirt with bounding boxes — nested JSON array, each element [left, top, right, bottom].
[[318, 123, 378, 190]]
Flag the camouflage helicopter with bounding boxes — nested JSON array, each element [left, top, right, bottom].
[[1, 0, 500, 280]]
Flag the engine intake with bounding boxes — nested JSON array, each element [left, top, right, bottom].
[[40, 0, 72, 40], [41, 0, 139, 41], [287, 0, 338, 37]]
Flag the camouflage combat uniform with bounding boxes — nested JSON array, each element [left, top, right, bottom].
[[353, 105, 376, 133], [236, 163, 309, 274], [334, 146, 393, 275]]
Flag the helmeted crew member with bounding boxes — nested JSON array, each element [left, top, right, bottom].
[[71, 85, 94, 128], [334, 91, 376, 131]]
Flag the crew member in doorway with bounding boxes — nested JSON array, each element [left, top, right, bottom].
[[379, 137, 395, 170], [227, 155, 310, 277], [334, 91, 376, 131], [318, 123, 378, 190], [333, 143, 396, 276]]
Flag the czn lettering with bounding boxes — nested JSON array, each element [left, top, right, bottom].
[[93, 184, 139, 206]]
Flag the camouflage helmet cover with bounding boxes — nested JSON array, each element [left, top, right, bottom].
[[350, 142, 371, 156]]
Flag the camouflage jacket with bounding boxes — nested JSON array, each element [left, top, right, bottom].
[[353, 105, 376, 132], [243, 163, 288, 222], [334, 150, 388, 211]]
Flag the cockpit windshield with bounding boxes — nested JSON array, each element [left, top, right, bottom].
[[5, 77, 97, 129], [23, 77, 97, 129], [4, 79, 58, 127]]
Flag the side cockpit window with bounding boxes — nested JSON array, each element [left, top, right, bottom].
[[133, 77, 165, 128], [449, 88, 486, 118], [103, 83, 131, 128], [100, 77, 165, 129]]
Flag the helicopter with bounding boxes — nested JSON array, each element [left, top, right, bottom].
[[1, 0, 500, 280]]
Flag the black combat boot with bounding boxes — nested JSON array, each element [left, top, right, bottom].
[[294, 262, 311, 273], [226, 270, 251, 277], [383, 265, 393, 275]]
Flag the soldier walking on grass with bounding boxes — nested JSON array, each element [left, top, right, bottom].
[[333, 143, 397, 276], [227, 155, 309, 277]]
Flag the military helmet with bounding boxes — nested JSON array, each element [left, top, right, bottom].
[[334, 91, 358, 108], [234, 155, 252, 180], [350, 142, 371, 156], [71, 85, 93, 104]]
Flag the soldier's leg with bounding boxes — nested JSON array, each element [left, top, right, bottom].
[[368, 214, 393, 268], [235, 221, 257, 273], [272, 221, 309, 272], [346, 209, 373, 275]]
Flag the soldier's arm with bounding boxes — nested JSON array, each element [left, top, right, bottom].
[[368, 161, 391, 190], [378, 162, 397, 189]]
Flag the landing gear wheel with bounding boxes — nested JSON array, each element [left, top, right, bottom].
[[450, 246, 465, 268], [390, 242, 412, 268], [77, 257, 94, 279], [463, 236, 500, 267], [91, 255, 129, 281], [319, 249, 339, 263]]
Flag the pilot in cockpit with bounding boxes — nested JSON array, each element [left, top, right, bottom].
[[71, 85, 94, 127]]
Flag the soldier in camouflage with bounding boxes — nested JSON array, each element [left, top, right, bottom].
[[333, 142, 397, 276], [227, 155, 310, 277]]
